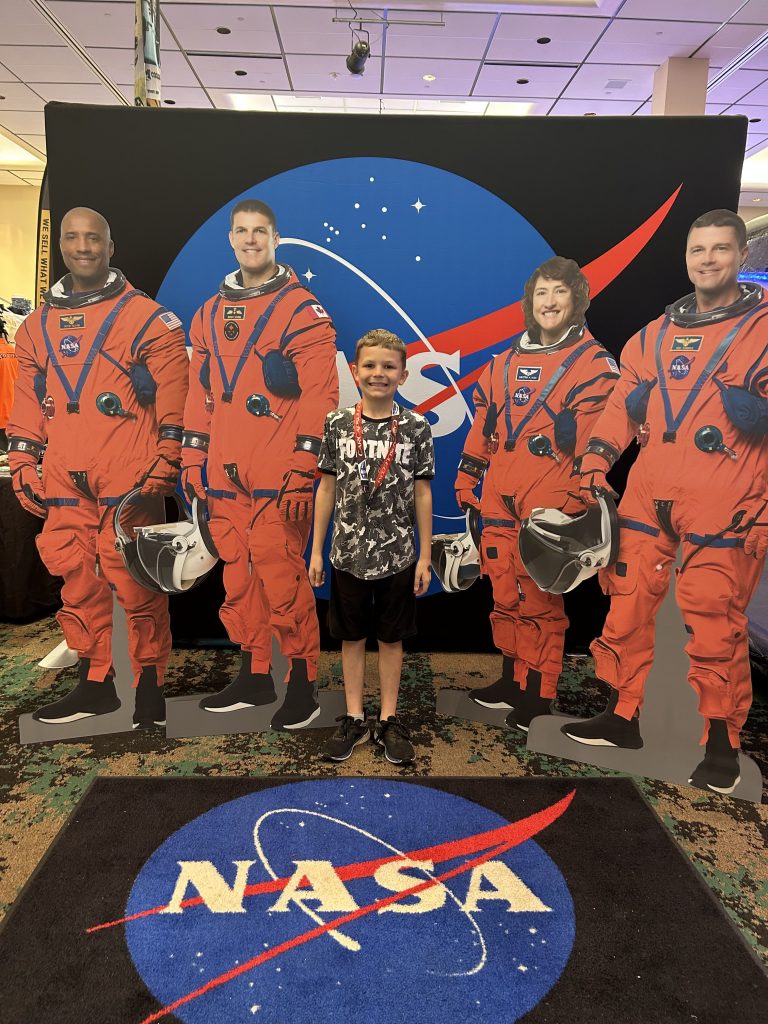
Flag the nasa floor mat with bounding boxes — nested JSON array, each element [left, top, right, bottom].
[[1, 776, 765, 1024]]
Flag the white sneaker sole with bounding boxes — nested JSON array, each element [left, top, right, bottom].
[[325, 734, 370, 762], [688, 774, 741, 795], [201, 701, 257, 713], [563, 733, 620, 746], [36, 710, 97, 723], [283, 705, 322, 730], [470, 697, 515, 709]]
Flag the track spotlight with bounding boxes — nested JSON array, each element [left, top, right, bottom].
[[346, 39, 370, 75]]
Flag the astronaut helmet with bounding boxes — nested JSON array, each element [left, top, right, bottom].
[[431, 508, 482, 593], [518, 492, 619, 595], [114, 487, 219, 594]]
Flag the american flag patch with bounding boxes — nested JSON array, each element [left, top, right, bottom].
[[159, 310, 182, 331]]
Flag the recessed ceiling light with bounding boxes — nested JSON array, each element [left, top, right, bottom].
[[423, 74, 436, 82], [164, 99, 176, 105], [753, 196, 761, 201], [584, 111, 597, 116], [0, 96, 5, 101], [537, 37, 551, 45], [217, 26, 231, 35], [235, 69, 247, 77], [750, 117, 762, 123], [516, 78, 529, 85]]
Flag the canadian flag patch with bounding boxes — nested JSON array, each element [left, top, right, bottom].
[[310, 304, 329, 319]]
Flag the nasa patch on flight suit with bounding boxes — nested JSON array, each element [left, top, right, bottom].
[[224, 321, 240, 341], [59, 313, 85, 329], [670, 335, 703, 352], [516, 366, 542, 382], [669, 355, 692, 380], [223, 305, 246, 321], [513, 385, 535, 406]]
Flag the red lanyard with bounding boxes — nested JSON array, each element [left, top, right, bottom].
[[353, 402, 399, 496]]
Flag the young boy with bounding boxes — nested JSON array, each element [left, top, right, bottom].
[[309, 329, 434, 763]]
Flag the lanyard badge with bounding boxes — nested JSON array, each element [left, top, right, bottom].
[[353, 402, 399, 497]]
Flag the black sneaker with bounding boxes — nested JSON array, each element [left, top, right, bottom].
[[322, 715, 370, 761], [688, 720, 741, 795], [506, 695, 553, 733], [133, 666, 166, 729], [560, 689, 643, 749], [32, 673, 120, 724], [373, 716, 415, 764], [271, 660, 321, 730], [199, 653, 276, 712]]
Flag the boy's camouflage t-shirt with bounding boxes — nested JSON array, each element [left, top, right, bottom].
[[317, 404, 435, 580]]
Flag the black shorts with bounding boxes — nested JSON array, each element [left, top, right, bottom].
[[329, 564, 417, 643]]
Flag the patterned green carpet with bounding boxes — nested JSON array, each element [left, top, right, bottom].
[[1, 615, 767, 968]]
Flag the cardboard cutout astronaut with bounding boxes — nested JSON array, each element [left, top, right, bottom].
[[181, 199, 338, 730], [454, 257, 620, 730], [7, 207, 188, 728], [562, 210, 768, 796]]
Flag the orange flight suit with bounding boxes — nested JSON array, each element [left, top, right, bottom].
[[456, 327, 619, 697], [584, 287, 768, 745], [182, 267, 338, 679], [7, 272, 188, 684]]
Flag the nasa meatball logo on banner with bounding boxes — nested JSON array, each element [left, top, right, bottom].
[[59, 334, 81, 357], [122, 780, 575, 1024]]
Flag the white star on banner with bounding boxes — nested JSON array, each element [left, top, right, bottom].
[[303, 268, 315, 283], [412, 198, 425, 213]]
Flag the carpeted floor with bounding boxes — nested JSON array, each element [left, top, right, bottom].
[[1, 614, 767, 971]]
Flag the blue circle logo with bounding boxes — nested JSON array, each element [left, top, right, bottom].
[[669, 355, 691, 380], [157, 158, 553, 595], [124, 780, 575, 1023], [59, 334, 80, 357], [513, 385, 534, 406]]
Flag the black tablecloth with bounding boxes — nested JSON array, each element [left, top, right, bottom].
[[0, 476, 61, 620]]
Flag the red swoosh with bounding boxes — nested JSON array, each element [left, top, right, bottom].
[[412, 184, 682, 415], [89, 789, 574, 934], [138, 790, 575, 1023]]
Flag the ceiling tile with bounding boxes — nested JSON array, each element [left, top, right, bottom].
[[732, 78, 768, 106], [697, 23, 768, 67], [89, 47, 198, 87], [18, 134, 46, 154], [707, 68, 768, 103], [549, 97, 643, 115], [274, 7, 385, 57], [188, 54, 289, 90], [385, 12, 497, 61], [48, 1, 135, 48], [208, 90, 275, 111], [164, 5, 281, 55], [287, 54, 383, 93], [590, 19, 718, 64], [30, 82, 122, 104], [0, 0, 68, 46], [0, 45, 100, 85], [618, 0, 742, 18], [383, 57, 480, 97], [0, 82, 45, 111], [488, 14, 607, 64], [740, 48, 768, 74], [0, 169, 34, 185], [473, 63, 574, 99], [563, 63, 656, 101], [732, 0, 768, 23], [0, 110, 46, 135], [0, 63, 17, 83]]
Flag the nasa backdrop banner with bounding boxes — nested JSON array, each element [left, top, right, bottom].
[[42, 103, 747, 646]]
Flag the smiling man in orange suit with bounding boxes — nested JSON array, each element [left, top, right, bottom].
[[561, 210, 768, 795], [454, 256, 620, 732], [7, 207, 189, 728], [181, 198, 338, 730]]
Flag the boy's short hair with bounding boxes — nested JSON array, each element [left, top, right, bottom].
[[354, 328, 407, 367], [229, 198, 277, 231]]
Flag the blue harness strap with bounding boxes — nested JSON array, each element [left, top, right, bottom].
[[40, 290, 141, 413], [209, 284, 304, 402], [503, 338, 598, 449], [654, 303, 768, 441]]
